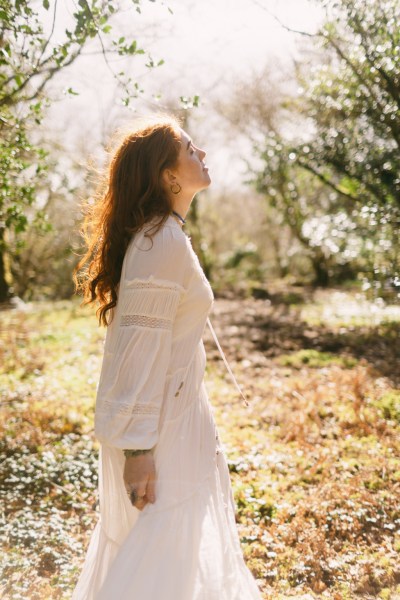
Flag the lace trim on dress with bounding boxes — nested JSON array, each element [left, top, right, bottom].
[[129, 280, 173, 290], [101, 400, 159, 416], [125, 277, 185, 294], [120, 314, 172, 329], [132, 403, 159, 415], [102, 400, 131, 415]]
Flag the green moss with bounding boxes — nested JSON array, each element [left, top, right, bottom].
[[373, 391, 400, 423], [277, 348, 357, 369]]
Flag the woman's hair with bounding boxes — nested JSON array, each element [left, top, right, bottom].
[[74, 115, 182, 326]]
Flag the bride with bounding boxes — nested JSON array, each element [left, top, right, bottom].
[[72, 115, 262, 600]]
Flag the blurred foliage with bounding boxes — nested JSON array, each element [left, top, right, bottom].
[[305, 0, 400, 207], [0, 0, 164, 302], [3, 0, 400, 301], [8, 153, 84, 299], [253, 0, 400, 294]]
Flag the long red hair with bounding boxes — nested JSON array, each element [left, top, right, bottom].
[[74, 116, 182, 326]]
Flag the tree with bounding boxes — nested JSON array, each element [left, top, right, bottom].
[[0, 0, 164, 302], [216, 66, 350, 286], [251, 0, 400, 291], [298, 0, 400, 209]]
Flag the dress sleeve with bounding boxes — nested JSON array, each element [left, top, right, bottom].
[[94, 225, 190, 450]]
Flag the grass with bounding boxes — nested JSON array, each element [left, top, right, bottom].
[[372, 391, 400, 424], [1, 291, 400, 599], [276, 349, 358, 369]]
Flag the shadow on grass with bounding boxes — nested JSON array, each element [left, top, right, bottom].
[[210, 298, 400, 386]]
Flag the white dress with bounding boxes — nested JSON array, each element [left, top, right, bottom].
[[72, 215, 262, 600]]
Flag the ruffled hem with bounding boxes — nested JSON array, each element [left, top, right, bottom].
[[71, 522, 119, 600], [93, 453, 261, 600]]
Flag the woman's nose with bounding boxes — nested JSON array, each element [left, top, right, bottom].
[[198, 148, 206, 160]]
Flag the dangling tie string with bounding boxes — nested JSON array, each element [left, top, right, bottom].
[[206, 317, 249, 407]]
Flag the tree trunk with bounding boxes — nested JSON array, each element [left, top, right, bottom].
[[0, 232, 10, 303], [311, 252, 330, 287]]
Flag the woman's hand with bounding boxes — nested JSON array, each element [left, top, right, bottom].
[[123, 453, 156, 510]]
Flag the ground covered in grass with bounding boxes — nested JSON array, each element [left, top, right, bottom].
[[1, 290, 399, 599]]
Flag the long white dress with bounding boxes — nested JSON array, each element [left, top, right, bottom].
[[72, 215, 262, 600]]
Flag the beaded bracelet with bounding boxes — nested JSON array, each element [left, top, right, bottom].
[[123, 448, 153, 458]]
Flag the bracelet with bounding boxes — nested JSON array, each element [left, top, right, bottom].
[[123, 448, 153, 458]]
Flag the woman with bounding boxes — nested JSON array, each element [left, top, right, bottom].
[[73, 116, 262, 600]]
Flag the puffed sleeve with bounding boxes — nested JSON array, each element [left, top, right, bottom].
[[94, 224, 190, 450]]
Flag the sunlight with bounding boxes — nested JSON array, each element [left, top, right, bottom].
[[141, 0, 323, 76]]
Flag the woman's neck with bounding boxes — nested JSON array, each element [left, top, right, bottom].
[[171, 210, 185, 227]]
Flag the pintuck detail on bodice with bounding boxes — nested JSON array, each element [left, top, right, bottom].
[[94, 215, 214, 451]]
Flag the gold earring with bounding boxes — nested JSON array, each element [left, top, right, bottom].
[[170, 182, 181, 194]]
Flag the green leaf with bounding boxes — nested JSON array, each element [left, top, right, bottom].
[[179, 95, 201, 109], [43, 0, 50, 9], [128, 41, 137, 53], [65, 87, 79, 96]]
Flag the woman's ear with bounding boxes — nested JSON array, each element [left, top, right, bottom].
[[162, 168, 177, 189]]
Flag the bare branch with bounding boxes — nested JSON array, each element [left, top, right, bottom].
[[251, 0, 320, 37], [37, 0, 59, 66]]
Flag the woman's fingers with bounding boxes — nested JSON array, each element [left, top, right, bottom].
[[132, 473, 155, 509], [146, 470, 156, 503], [123, 453, 156, 509], [134, 494, 148, 511], [127, 485, 148, 510], [136, 480, 148, 501]]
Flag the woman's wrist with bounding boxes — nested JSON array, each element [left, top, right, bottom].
[[123, 448, 153, 458]]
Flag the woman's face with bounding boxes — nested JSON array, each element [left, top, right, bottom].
[[169, 129, 211, 196]]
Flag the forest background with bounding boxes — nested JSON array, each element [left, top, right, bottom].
[[1, 1, 400, 599]]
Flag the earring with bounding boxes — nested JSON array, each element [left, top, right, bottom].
[[170, 182, 181, 195]]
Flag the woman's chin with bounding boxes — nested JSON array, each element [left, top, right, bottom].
[[192, 175, 211, 195], [203, 172, 211, 186]]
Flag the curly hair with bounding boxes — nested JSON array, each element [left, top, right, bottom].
[[74, 115, 182, 326]]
